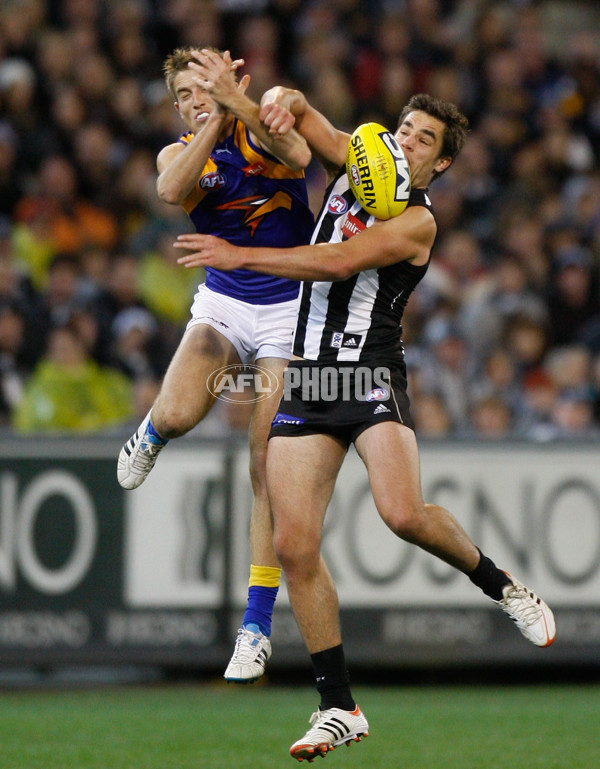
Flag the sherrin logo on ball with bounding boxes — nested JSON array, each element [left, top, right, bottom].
[[346, 122, 411, 220]]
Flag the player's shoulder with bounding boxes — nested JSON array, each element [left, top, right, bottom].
[[157, 140, 186, 172], [375, 193, 436, 249], [407, 186, 434, 212]]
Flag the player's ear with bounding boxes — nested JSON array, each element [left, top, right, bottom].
[[434, 156, 452, 175], [174, 102, 184, 120]]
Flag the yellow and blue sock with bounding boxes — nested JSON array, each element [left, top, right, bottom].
[[241, 564, 281, 637]]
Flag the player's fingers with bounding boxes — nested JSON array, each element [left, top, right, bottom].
[[261, 103, 284, 127], [238, 74, 251, 94], [174, 235, 203, 248], [200, 47, 220, 63]]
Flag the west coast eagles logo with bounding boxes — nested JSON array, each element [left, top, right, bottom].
[[215, 191, 293, 236]]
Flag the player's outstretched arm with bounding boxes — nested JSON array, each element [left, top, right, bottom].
[[189, 49, 311, 170], [174, 207, 435, 281], [260, 86, 350, 178]]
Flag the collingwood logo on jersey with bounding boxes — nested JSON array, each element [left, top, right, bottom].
[[331, 332, 362, 349]]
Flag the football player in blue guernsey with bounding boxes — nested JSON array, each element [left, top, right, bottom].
[[174, 88, 556, 761], [117, 48, 315, 684]]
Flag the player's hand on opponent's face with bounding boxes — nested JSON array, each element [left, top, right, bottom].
[[174, 233, 243, 271], [188, 49, 250, 111]]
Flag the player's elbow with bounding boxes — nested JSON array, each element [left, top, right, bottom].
[[157, 179, 184, 206], [287, 144, 312, 171], [328, 259, 355, 281]]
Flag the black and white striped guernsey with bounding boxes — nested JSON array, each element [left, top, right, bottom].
[[292, 167, 436, 366]]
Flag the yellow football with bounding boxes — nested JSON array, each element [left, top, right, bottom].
[[346, 122, 411, 220]]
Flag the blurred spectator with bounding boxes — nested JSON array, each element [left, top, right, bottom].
[[38, 252, 84, 328], [12, 323, 133, 434], [0, 0, 599, 438], [468, 394, 513, 439], [460, 254, 548, 357], [419, 317, 473, 430], [110, 306, 168, 381], [412, 391, 453, 438], [0, 120, 22, 215], [503, 314, 549, 379], [519, 369, 559, 441], [547, 244, 600, 346], [14, 154, 118, 279], [137, 230, 199, 326], [549, 388, 599, 439], [470, 348, 523, 422], [0, 298, 28, 424]]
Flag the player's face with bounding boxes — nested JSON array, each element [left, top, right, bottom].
[[173, 69, 219, 132], [395, 110, 451, 187]]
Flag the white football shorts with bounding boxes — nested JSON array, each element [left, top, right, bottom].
[[186, 283, 299, 362]]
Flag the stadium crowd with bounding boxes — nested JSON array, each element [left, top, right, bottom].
[[0, 0, 599, 439]]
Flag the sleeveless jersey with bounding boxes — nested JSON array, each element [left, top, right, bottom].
[[179, 119, 314, 305], [292, 168, 436, 364]]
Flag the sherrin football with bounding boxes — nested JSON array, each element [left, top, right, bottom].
[[346, 122, 411, 220]]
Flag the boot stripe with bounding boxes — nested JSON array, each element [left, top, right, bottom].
[[325, 719, 348, 739], [321, 725, 344, 740]]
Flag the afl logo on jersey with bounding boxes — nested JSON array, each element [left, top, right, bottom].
[[328, 194, 348, 215], [200, 171, 227, 190]]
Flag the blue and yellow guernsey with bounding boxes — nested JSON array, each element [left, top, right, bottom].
[[178, 119, 314, 305]]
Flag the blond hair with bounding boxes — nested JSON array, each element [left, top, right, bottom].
[[163, 46, 227, 100]]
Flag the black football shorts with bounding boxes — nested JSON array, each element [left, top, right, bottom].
[[268, 359, 414, 445]]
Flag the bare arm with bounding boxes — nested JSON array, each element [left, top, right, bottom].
[[156, 110, 226, 205], [174, 206, 436, 281], [189, 49, 311, 170], [260, 87, 350, 179]]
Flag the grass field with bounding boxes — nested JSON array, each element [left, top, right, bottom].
[[1, 681, 598, 769]]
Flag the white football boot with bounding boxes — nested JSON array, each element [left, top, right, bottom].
[[289, 706, 369, 762], [117, 411, 166, 490], [224, 624, 272, 683], [495, 573, 556, 647]]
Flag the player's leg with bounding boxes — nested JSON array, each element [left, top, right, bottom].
[[224, 296, 299, 680], [269, 433, 346, 653], [117, 322, 240, 489], [224, 355, 286, 682], [269, 433, 369, 761], [355, 421, 555, 646]]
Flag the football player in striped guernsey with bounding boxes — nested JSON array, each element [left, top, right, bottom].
[[118, 48, 315, 684], [175, 89, 555, 761]]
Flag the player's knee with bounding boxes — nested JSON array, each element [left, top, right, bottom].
[[273, 526, 317, 574], [383, 502, 425, 542]]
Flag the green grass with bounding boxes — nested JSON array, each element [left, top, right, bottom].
[[1, 682, 598, 769]]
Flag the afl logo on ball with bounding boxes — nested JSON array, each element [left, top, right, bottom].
[[328, 194, 348, 215]]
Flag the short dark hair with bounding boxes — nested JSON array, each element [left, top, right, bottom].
[[398, 94, 469, 181]]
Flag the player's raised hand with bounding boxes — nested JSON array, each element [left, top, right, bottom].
[[188, 49, 242, 109]]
